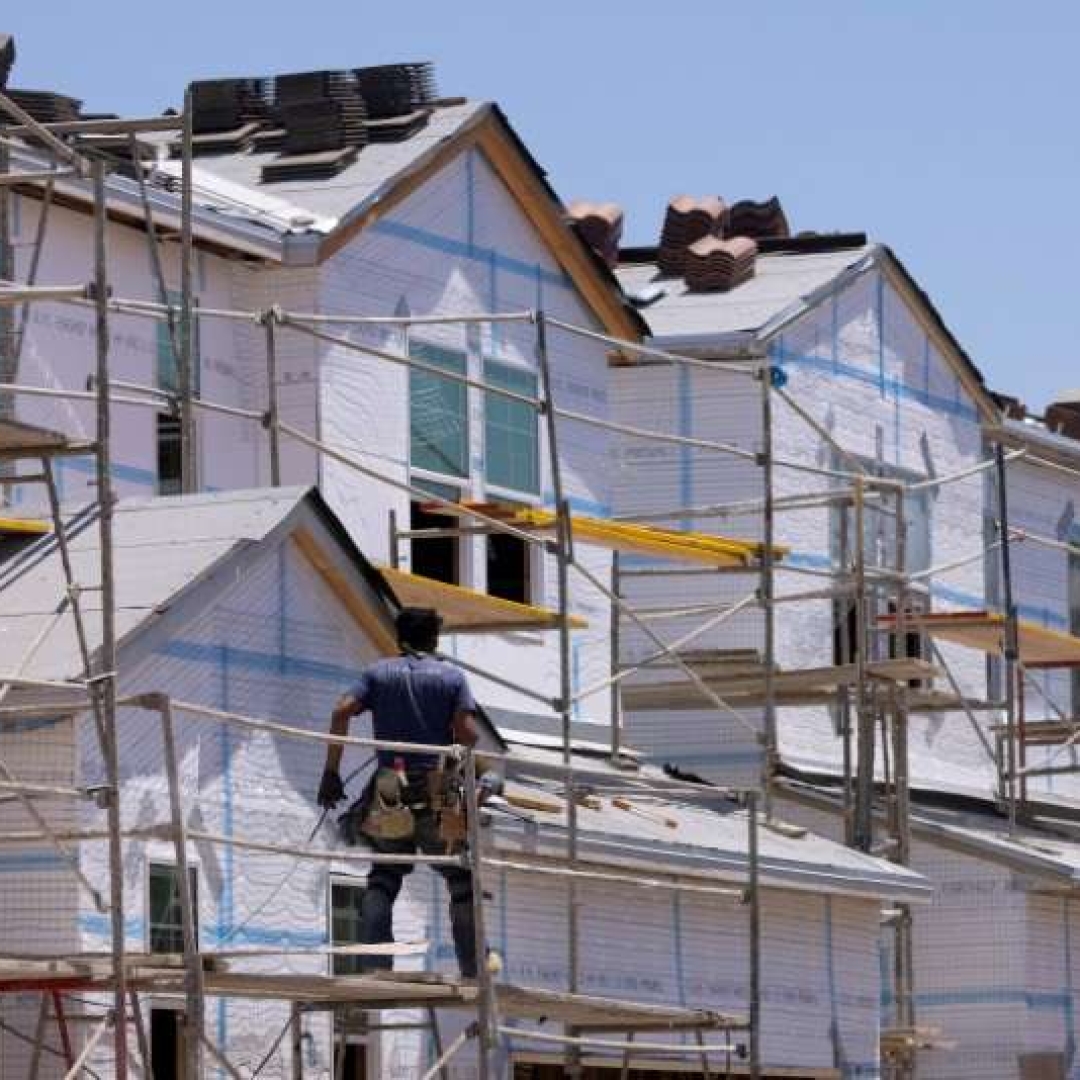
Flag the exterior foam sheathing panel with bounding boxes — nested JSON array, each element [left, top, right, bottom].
[[316, 148, 615, 724]]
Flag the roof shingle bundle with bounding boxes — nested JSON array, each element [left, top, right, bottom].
[[354, 63, 437, 119], [683, 236, 758, 293], [189, 78, 269, 135], [274, 71, 368, 155], [727, 196, 789, 241], [4, 90, 81, 124], [657, 196, 727, 276], [567, 201, 624, 268]]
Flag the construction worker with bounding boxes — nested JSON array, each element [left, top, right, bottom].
[[317, 607, 480, 978]]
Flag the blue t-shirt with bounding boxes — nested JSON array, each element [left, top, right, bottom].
[[350, 654, 477, 768]]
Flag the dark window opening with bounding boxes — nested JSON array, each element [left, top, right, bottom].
[[148, 862, 197, 954], [410, 500, 459, 585], [151, 1009, 184, 1080], [487, 531, 530, 604], [156, 414, 182, 496], [487, 531, 531, 605], [832, 598, 860, 668]]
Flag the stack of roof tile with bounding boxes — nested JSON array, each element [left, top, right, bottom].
[[190, 79, 269, 134], [4, 90, 81, 124], [260, 70, 368, 182], [566, 201, 624, 268], [657, 196, 727, 276], [274, 71, 367, 154], [354, 63, 437, 119], [683, 236, 758, 292], [0, 35, 14, 91], [727, 196, 789, 240]]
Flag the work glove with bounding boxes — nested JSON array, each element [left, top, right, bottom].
[[317, 767, 345, 809]]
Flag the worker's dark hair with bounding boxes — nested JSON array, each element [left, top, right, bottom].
[[396, 607, 442, 652]]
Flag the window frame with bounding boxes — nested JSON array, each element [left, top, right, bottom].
[[156, 289, 202, 397], [328, 875, 367, 978], [408, 340, 470, 481], [147, 861, 198, 955], [482, 357, 541, 498]]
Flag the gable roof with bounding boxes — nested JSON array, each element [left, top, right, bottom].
[[6, 101, 643, 339], [0, 486, 395, 684], [617, 243, 875, 342], [616, 240, 998, 422], [0, 484, 513, 749]]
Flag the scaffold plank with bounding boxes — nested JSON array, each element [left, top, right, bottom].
[[879, 610, 1080, 667], [380, 565, 587, 632]]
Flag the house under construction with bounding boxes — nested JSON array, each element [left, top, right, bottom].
[[0, 30, 1079, 1080]]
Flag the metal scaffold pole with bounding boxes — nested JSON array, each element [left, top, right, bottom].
[[263, 305, 282, 486], [891, 487, 915, 1078], [609, 551, 622, 761], [747, 788, 762, 1080], [463, 750, 494, 1080], [156, 695, 204, 1080], [92, 155, 129, 1080], [0, 136, 12, 429], [534, 310, 582, 1076], [995, 441, 1020, 832], [179, 85, 197, 492], [852, 477, 875, 852], [759, 360, 778, 815]]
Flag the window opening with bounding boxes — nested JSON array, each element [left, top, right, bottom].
[[148, 862, 197, 954], [156, 413, 182, 496], [487, 529, 531, 605]]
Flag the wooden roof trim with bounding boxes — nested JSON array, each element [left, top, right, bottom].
[[291, 527, 397, 656], [471, 116, 642, 341]]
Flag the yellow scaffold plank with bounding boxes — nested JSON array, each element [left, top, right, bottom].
[[0, 517, 49, 536], [380, 566, 588, 633], [429, 502, 787, 568]]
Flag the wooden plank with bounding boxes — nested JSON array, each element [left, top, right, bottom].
[[379, 565, 587, 633], [0, 418, 84, 457], [291, 529, 397, 655], [879, 610, 1080, 667], [429, 501, 786, 567]]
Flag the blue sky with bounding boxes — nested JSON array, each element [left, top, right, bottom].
[[5, 2, 1078, 409]]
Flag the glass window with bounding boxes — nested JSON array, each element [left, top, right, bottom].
[[484, 360, 539, 495], [410, 342, 468, 478], [156, 413, 182, 496], [330, 879, 366, 976], [148, 863, 197, 954], [156, 290, 201, 396]]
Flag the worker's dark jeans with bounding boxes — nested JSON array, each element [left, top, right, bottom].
[[361, 806, 477, 978]]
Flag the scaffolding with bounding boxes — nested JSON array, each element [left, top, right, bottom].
[[0, 78, 1071, 1080], [0, 94, 768, 1080]]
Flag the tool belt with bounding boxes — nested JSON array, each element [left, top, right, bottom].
[[348, 765, 467, 844]]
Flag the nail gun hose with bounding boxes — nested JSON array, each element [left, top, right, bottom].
[[308, 756, 375, 842]]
